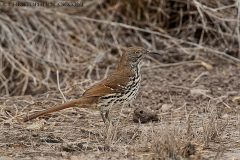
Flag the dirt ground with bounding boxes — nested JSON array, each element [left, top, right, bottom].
[[1, 53, 240, 160]]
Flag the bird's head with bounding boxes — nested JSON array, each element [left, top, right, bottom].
[[119, 47, 162, 67]]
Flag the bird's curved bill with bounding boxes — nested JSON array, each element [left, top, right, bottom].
[[147, 50, 162, 55]]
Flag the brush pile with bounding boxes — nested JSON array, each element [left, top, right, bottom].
[[0, 0, 239, 96]]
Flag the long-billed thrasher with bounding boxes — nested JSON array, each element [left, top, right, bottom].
[[23, 47, 162, 123]]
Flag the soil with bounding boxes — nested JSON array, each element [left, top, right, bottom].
[[1, 53, 240, 160]]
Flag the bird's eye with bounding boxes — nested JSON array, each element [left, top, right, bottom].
[[134, 50, 139, 54]]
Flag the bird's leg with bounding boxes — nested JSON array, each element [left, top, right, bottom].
[[100, 110, 110, 123], [105, 110, 109, 121], [100, 111, 107, 123]]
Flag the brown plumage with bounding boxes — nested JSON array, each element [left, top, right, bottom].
[[23, 47, 162, 122]]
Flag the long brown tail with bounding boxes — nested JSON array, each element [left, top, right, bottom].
[[23, 97, 99, 122]]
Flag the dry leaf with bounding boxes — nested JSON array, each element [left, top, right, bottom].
[[26, 119, 46, 130], [232, 96, 240, 102], [201, 61, 213, 70]]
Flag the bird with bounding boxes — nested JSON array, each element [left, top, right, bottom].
[[23, 47, 162, 123]]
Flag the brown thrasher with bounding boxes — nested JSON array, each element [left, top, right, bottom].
[[23, 47, 162, 123]]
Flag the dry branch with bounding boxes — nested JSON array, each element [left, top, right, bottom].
[[0, 0, 239, 96]]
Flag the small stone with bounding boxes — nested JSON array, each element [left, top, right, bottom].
[[161, 104, 172, 112]]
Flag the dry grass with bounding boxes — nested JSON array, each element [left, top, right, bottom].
[[1, 92, 234, 159], [0, 0, 240, 96]]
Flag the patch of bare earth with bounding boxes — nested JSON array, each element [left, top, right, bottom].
[[1, 54, 240, 159]]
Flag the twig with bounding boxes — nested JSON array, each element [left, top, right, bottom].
[[57, 70, 67, 102], [58, 14, 240, 63], [191, 71, 209, 86]]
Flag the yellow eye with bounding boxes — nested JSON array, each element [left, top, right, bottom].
[[134, 50, 139, 54]]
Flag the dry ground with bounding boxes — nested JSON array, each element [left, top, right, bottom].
[[1, 53, 240, 160]]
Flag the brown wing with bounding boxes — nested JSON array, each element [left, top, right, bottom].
[[82, 74, 129, 97]]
